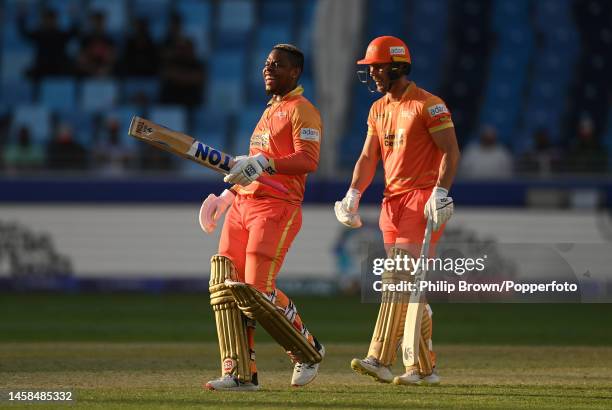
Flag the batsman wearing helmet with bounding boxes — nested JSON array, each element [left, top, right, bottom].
[[200, 44, 324, 391], [335, 36, 460, 385]]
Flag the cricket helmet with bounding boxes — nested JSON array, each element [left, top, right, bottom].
[[357, 36, 411, 65]]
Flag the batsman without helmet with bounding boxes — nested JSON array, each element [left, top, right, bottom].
[[335, 36, 460, 385], [199, 44, 324, 391]]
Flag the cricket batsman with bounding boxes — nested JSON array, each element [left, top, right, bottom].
[[335, 36, 460, 385], [199, 44, 324, 391]]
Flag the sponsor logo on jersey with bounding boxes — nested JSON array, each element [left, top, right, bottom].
[[274, 111, 287, 119], [428, 103, 449, 117], [250, 132, 270, 149], [400, 110, 415, 118], [383, 133, 404, 149], [390, 46, 405, 56], [300, 127, 320, 142]]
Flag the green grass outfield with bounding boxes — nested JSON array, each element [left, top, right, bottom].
[[1, 294, 612, 409]]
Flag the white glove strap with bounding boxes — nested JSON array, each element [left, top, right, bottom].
[[433, 187, 448, 197]]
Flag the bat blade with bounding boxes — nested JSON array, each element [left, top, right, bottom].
[[128, 116, 288, 194]]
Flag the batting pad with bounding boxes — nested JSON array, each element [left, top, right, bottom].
[[225, 280, 322, 364], [367, 247, 412, 366], [209, 255, 252, 382]]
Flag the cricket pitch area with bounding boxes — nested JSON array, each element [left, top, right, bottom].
[[1, 294, 611, 409]]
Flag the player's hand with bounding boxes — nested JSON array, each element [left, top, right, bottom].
[[334, 188, 362, 228], [224, 153, 270, 186], [199, 189, 235, 233], [424, 187, 454, 232]]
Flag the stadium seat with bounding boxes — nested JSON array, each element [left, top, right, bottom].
[[149, 105, 187, 133], [261, 0, 295, 24], [0, 80, 33, 105], [206, 81, 244, 114], [218, 0, 254, 43], [11, 104, 51, 143], [234, 106, 261, 154], [55, 109, 94, 145], [122, 78, 160, 105], [40, 78, 77, 111], [81, 79, 119, 112], [0, 48, 33, 81], [131, 0, 169, 41]]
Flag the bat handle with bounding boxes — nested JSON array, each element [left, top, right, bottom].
[[258, 176, 289, 194]]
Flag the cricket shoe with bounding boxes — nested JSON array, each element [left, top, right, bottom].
[[350, 356, 393, 383], [205, 373, 259, 391], [291, 342, 325, 387], [393, 368, 440, 386]]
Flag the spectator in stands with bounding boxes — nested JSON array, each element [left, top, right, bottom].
[[18, 8, 77, 79], [46, 124, 88, 170], [92, 118, 135, 175], [3, 127, 44, 173], [77, 12, 117, 77], [566, 116, 607, 173], [117, 18, 160, 77], [159, 38, 205, 107], [459, 125, 513, 179], [161, 13, 187, 59], [517, 128, 563, 176]]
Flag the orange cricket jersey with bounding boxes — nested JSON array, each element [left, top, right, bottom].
[[236, 85, 322, 204], [367, 82, 454, 197]]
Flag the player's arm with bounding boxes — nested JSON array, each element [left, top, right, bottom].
[[350, 131, 381, 193], [335, 121, 381, 229], [268, 103, 321, 175], [423, 98, 460, 231], [430, 127, 460, 191]]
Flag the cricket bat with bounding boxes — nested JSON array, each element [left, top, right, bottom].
[[401, 218, 434, 373], [128, 116, 288, 194]]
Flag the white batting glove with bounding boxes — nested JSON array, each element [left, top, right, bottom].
[[334, 188, 362, 228], [198, 189, 235, 234], [424, 187, 454, 232], [224, 153, 269, 186]]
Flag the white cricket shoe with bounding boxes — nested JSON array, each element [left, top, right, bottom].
[[393, 368, 440, 386], [291, 344, 325, 387], [421, 370, 440, 385], [350, 356, 393, 383], [205, 374, 259, 391]]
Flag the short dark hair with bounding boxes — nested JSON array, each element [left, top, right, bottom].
[[273, 43, 304, 73]]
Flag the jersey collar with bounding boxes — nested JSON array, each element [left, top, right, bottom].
[[268, 85, 304, 105], [385, 81, 416, 103]]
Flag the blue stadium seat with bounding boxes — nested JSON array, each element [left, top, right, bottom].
[[300, 76, 315, 104], [193, 107, 229, 144], [149, 105, 187, 133], [234, 106, 261, 155], [218, 0, 254, 39], [0, 80, 33, 105], [261, 0, 295, 24], [122, 78, 159, 104], [209, 50, 246, 82], [1, 48, 33, 81], [176, 0, 212, 26], [183, 22, 211, 59], [256, 25, 292, 51], [40, 78, 77, 111], [81, 79, 119, 112], [206, 81, 244, 114], [11, 104, 51, 143], [46, 0, 82, 30]]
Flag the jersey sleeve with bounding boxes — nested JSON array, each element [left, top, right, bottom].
[[367, 105, 378, 137], [422, 96, 454, 134], [270, 102, 322, 174]]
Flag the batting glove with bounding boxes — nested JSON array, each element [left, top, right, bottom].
[[224, 153, 270, 186], [334, 188, 363, 228], [424, 187, 454, 232], [199, 189, 235, 234]]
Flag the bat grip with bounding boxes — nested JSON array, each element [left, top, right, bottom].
[[258, 176, 289, 194]]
